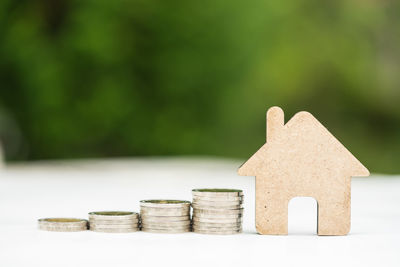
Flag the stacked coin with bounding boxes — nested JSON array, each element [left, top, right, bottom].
[[192, 189, 243, 235], [89, 211, 139, 233], [140, 200, 191, 233], [38, 218, 88, 232]]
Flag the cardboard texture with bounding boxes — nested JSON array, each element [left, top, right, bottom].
[[238, 107, 369, 235]]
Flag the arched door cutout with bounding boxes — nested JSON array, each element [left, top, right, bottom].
[[288, 197, 318, 235]]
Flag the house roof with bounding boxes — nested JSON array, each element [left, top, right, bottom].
[[238, 107, 370, 177]]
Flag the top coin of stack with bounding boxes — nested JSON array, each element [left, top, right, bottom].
[[140, 200, 191, 233], [89, 211, 139, 233], [192, 189, 243, 235], [38, 218, 88, 232]]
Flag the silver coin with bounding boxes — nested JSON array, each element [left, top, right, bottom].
[[192, 216, 243, 223], [192, 199, 243, 206], [141, 221, 191, 228], [192, 195, 244, 202], [140, 206, 190, 212], [88, 211, 139, 220], [141, 219, 191, 225], [192, 203, 243, 209], [38, 218, 88, 226], [140, 209, 189, 217], [89, 219, 139, 225], [192, 214, 243, 221], [193, 208, 243, 214], [141, 227, 191, 234], [38, 218, 88, 232], [89, 223, 139, 229], [193, 208, 243, 215], [90, 228, 140, 233], [192, 189, 243, 197], [193, 213, 242, 220], [192, 221, 242, 228], [39, 226, 88, 232], [140, 199, 191, 208], [141, 221, 192, 228], [140, 215, 190, 222], [193, 229, 242, 235], [141, 226, 191, 232], [90, 227, 139, 233], [193, 225, 242, 231], [193, 201, 243, 206], [90, 225, 139, 230]]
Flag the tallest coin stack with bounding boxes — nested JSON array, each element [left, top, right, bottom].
[[192, 189, 243, 234]]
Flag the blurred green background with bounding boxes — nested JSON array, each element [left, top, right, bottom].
[[0, 0, 399, 173]]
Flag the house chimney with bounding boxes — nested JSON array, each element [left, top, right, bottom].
[[266, 106, 284, 142]]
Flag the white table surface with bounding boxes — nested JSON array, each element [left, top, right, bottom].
[[0, 157, 399, 267]]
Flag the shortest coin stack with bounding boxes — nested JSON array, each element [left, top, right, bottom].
[[89, 211, 139, 233], [38, 218, 88, 232], [140, 200, 191, 233], [192, 189, 244, 235]]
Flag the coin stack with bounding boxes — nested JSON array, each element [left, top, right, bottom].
[[88, 211, 139, 233], [140, 200, 191, 233], [38, 218, 88, 232], [192, 189, 243, 235]]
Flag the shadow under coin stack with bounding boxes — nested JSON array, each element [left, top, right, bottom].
[[192, 189, 243, 235], [88, 211, 139, 233], [140, 200, 191, 233]]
